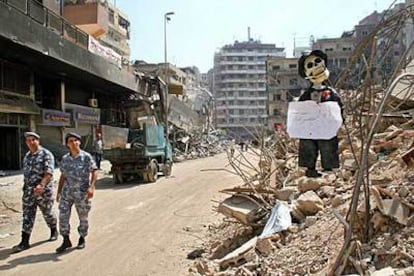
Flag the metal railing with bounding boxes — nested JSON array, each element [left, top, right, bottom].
[[4, 0, 89, 49]]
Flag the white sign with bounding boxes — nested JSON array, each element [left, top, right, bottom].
[[88, 36, 122, 68], [287, 101, 342, 139]]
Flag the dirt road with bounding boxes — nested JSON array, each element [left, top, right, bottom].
[[0, 152, 238, 276]]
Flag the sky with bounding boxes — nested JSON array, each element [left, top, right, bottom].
[[113, 0, 403, 73]]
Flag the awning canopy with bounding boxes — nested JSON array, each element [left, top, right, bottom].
[[0, 93, 40, 114]]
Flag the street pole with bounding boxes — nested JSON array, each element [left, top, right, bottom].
[[164, 11, 174, 137]]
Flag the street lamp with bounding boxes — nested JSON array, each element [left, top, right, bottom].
[[164, 11, 174, 136]]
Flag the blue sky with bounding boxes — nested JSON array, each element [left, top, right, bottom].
[[113, 0, 402, 73]]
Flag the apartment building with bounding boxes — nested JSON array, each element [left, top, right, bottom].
[[0, 0, 139, 169], [213, 39, 285, 139], [312, 32, 355, 84], [266, 57, 307, 130], [355, 3, 407, 82], [63, 0, 131, 63]]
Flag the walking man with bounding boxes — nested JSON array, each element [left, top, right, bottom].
[[12, 131, 58, 253], [93, 133, 104, 169], [56, 132, 98, 253]]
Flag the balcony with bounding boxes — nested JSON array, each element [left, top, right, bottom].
[[63, 2, 108, 38]]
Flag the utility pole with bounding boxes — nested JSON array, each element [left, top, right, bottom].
[[164, 11, 174, 136]]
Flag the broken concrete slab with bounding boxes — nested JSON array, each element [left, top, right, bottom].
[[218, 195, 262, 225]]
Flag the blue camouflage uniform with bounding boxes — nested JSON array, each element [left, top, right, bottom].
[[22, 146, 57, 234], [59, 150, 97, 237]]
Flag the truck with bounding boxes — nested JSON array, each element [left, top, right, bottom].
[[103, 123, 172, 184], [103, 75, 173, 184]]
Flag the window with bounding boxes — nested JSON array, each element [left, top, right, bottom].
[[108, 9, 114, 24], [289, 78, 298, 86], [273, 109, 281, 116], [272, 65, 280, 70], [118, 16, 130, 31], [289, 64, 297, 69], [274, 94, 281, 101]]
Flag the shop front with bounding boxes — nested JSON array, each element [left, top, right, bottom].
[[35, 108, 72, 161], [65, 104, 100, 151]]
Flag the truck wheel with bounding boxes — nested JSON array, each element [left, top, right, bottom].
[[146, 160, 158, 183], [163, 161, 172, 176]]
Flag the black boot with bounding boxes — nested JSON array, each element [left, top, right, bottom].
[[12, 232, 30, 253], [56, 235, 72, 254], [305, 168, 322, 178], [49, 227, 58, 241], [77, 236, 85, 249]]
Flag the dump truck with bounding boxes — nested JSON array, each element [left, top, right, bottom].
[[103, 75, 173, 184], [103, 123, 172, 184]]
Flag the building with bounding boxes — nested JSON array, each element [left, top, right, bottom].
[[213, 38, 285, 139], [311, 32, 355, 84], [266, 57, 307, 131], [355, 3, 407, 82], [0, 0, 140, 169], [63, 0, 131, 62]]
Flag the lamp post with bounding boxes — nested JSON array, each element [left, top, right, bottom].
[[164, 11, 174, 136]]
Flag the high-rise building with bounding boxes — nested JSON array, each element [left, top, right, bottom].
[[213, 38, 285, 139]]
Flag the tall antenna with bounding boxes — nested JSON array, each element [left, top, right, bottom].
[[293, 32, 296, 57]]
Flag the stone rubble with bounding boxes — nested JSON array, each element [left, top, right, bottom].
[[188, 121, 414, 275]]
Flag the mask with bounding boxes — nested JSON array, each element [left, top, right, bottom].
[[304, 54, 330, 84]]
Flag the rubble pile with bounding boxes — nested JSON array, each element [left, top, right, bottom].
[[172, 129, 229, 162], [186, 7, 414, 274], [186, 97, 414, 275]]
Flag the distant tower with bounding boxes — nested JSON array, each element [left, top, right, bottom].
[[248, 26, 251, 41]]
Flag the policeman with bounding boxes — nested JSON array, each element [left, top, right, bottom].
[[56, 132, 98, 253], [12, 131, 58, 253]]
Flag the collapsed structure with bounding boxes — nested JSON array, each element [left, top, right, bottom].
[[189, 5, 414, 276]]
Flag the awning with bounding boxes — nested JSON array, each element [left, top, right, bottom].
[[0, 94, 40, 114]]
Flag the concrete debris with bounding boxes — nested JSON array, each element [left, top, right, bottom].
[[217, 195, 263, 225], [191, 112, 414, 275], [189, 8, 414, 273]]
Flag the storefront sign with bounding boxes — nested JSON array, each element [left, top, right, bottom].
[[71, 106, 100, 125], [42, 109, 71, 126]]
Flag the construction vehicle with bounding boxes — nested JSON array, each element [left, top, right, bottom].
[[103, 75, 173, 184]]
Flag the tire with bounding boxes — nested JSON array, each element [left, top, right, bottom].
[[162, 161, 172, 176], [146, 160, 158, 183]]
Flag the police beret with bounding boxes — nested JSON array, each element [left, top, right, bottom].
[[65, 132, 81, 143], [24, 131, 40, 139]]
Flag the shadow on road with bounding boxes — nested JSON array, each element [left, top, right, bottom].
[[0, 240, 65, 271], [95, 176, 150, 190]]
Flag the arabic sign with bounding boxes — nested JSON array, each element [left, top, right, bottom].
[[88, 35, 122, 68], [42, 109, 71, 126], [286, 101, 342, 139], [71, 106, 100, 125]]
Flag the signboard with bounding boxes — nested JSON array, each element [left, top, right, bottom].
[[88, 35, 122, 68], [71, 106, 100, 125], [286, 101, 342, 139], [42, 109, 71, 126]]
